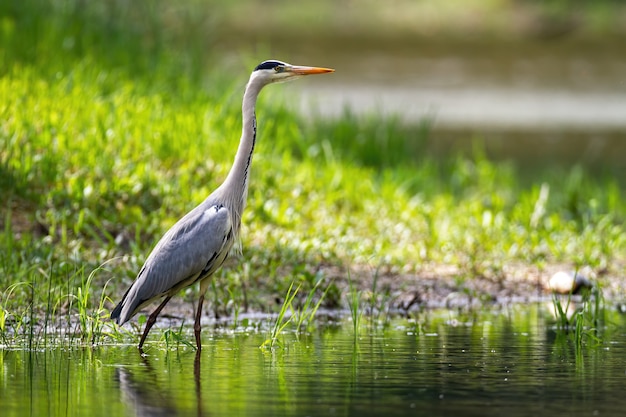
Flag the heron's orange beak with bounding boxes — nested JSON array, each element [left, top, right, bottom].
[[288, 65, 335, 75]]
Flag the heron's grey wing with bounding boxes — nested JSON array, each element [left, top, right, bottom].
[[114, 204, 232, 324]]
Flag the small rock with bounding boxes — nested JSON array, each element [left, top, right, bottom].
[[548, 271, 592, 294]]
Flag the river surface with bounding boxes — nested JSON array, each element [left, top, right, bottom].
[[281, 40, 626, 168], [2, 305, 626, 416], [292, 41, 626, 129]]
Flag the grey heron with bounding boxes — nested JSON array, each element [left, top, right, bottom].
[[110, 60, 334, 349]]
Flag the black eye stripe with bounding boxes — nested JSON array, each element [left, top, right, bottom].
[[254, 60, 285, 71]]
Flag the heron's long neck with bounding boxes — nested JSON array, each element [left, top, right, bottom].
[[221, 79, 263, 230]]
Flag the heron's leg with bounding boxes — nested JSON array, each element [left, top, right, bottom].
[[194, 292, 206, 350], [194, 279, 211, 350], [138, 295, 172, 349]]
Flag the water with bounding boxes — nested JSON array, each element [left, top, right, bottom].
[[292, 41, 626, 130], [2, 306, 625, 416], [281, 40, 626, 170]]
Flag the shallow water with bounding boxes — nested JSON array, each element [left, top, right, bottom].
[[2, 306, 626, 416]]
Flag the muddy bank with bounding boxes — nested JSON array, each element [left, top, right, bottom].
[[318, 263, 624, 312], [135, 262, 625, 326]]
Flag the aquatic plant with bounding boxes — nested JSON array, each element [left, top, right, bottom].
[[348, 275, 362, 340], [551, 276, 605, 349], [73, 262, 117, 345], [292, 274, 330, 334], [261, 281, 299, 350], [163, 322, 196, 350]]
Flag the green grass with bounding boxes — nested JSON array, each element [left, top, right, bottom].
[[1, 0, 625, 347], [260, 281, 299, 350], [347, 275, 362, 341], [551, 282, 606, 355]]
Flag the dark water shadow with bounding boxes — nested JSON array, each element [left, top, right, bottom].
[[115, 350, 205, 417]]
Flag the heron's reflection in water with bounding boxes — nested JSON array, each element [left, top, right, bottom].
[[116, 350, 204, 417]]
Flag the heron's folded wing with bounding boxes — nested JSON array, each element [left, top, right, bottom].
[[118, 204, 232, 322]]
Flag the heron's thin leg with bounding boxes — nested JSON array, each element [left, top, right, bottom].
[[138, 295, 172, 349], [194, 292, 206, 350], [194, 279, 212, 350]]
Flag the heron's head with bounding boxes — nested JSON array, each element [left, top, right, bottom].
[[251, 60, 334, 85]]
